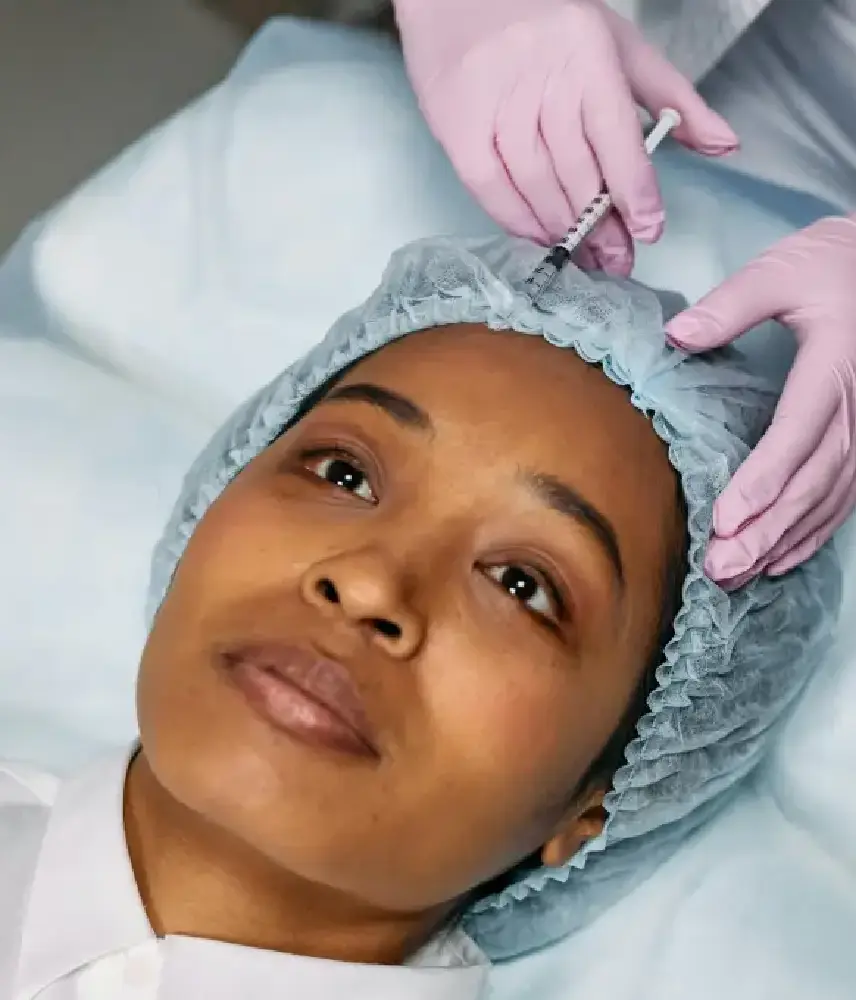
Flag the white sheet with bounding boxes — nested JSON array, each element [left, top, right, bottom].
[[0, 338, 206, 772], [0, 16, 854, 998]]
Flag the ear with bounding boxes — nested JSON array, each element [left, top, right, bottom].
[[540, 785, 608, 869]]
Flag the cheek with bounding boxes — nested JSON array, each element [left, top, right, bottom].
[[378, 626, 589, 894], [161, 487, 326, 623], [419, 624, 583, 807], [415, 596, 641, 827], [136, 491, 301, 778], [421, 577, 585, 787]]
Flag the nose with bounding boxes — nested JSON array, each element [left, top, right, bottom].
[[299, 550, 424, 657]]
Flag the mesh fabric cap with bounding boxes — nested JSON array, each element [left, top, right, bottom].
[[147, 236, 841, 960]]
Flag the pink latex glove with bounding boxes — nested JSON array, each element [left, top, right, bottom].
[[666, 215, 856, 588], [393, 0, 738, 275]]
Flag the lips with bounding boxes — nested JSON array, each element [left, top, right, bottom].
[[219, 642, 380, 759]]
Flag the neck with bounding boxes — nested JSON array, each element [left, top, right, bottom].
[[123, 753, 452, 965]]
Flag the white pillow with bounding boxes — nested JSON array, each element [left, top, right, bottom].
[[30, 20, 496, 423], [0, 339, 205, 772]]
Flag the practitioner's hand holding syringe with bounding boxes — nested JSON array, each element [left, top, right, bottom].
[[391, 0, 856, 586], [393, 0, 738, 276]]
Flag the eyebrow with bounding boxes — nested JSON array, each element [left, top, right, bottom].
[[324, 383, 432, 431], [525, 472, 625, 587], [323, 381, 624, 586]]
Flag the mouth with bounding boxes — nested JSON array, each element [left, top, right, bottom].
[[218, 642, 380, 761]]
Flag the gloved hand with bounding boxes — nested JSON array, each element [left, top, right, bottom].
[[666, 215, 856, 588], [393, 0, 738, 275]]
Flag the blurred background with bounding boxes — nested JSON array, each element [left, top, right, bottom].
[[0, 0, 394, 253]]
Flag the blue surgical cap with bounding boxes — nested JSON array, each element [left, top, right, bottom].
[[147, 236, 841, 961]]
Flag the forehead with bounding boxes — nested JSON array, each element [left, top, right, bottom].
[[338, 325, 674, 494]]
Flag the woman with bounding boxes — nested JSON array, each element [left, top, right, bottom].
[[0, 235, 838, 996], [219, 0, 856, 595]]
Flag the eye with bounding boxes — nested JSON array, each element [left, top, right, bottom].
[[305, 452, 376, 502], [484, 563, 564, 625]]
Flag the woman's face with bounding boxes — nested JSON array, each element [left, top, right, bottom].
[[138, 324, 683, 915]]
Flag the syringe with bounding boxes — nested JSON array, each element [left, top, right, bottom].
[[524, 108, 682, 303]]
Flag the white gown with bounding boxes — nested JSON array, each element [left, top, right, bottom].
[[0, 749, 490, 1000], [700, 0, 856, 211], [608, 0, 856, 211]]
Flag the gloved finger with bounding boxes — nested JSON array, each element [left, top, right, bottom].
[[494, 70, 576, 243], [762, 402, 856, 572], [613, 19, 739, 154], [571, 241, 601, 274], [713, 351, 842, 536], [665, 257, 795, 351], [710, 563, 763, 593], [766, 494, 854, 576], [540, 68, 633, 276], [706, 415, 849, 582], [464, 153, 550, 243], [578, 47, 664, 242], [446, 98, 550, 243], [763, 457, 855, 571]]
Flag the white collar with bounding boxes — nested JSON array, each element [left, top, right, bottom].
[[13, 745, 489, 999]]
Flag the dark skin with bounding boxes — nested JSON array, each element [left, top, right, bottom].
[[127, 323, 684, 965]]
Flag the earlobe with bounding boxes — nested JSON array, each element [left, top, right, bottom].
[[540, 788, 608, 869]]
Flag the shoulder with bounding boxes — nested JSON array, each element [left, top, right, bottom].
[[0, 761, 60, 809]]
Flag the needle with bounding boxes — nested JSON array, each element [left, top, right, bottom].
[[524, 108, 682, 303]]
